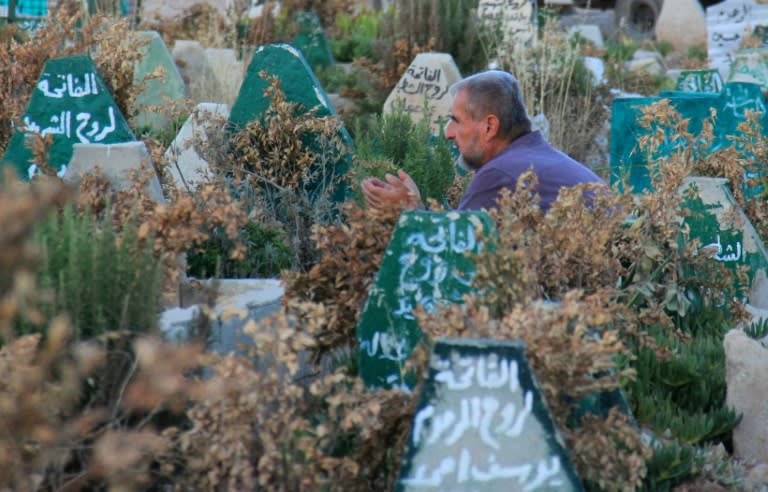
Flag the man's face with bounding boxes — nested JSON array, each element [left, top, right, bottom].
[[445, 89, 484, 171]]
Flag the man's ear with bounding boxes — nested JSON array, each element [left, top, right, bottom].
[[483, 114, 500, 141]]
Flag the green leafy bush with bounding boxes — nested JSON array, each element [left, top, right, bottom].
[[330, 9, 381, 62]]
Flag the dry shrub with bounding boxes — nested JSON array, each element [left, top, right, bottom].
[[137, 3, 237, 50], [282, 202, 400, 362]]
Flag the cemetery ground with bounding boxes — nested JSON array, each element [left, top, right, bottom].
[[3, 0, 768, 490]]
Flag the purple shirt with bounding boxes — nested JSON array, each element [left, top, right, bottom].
[[457, 131, 605, 212]]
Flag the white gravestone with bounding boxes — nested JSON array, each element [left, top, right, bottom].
[[383, 53, 462, 136], [707, 0, 768, 79], [173, 40, 224, 104], [205, 48, 244, 106], [477, 0, 538, 50], [164, 103, 229, 192]]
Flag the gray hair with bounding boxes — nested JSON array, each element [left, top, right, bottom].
[[449, 70, 532, 141]]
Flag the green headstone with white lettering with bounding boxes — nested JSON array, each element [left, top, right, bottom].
[[396, 337, 583, 491], [680, 177, 768, 307], [133, 30, 186, 131], [292, 11, 335, 71], [356, 210, 496, 391], [229, 43, 353, 203], [676, 69, 724, 93], [1, 55, 135, 179], [610, 82, 768, 194]]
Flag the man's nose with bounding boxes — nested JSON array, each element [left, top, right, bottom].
[[444, 120, 455, 139]]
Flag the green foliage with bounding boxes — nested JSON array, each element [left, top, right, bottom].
[[329, 9, 380, 62], [652, 40, 675, 58], [640, 440, 697, 491], [352, 100, 456, 206], [744, 317, 768, 340], [21, 205, 161, 340], [687, 45, 709, 63], [187, 221, 293, 279]]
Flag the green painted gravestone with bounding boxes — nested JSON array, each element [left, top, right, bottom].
[[396, 337, 583, 491], [610, 82, 768, 193], [680, 177, 768, 307], [229, 43, 353, 203], [675, 69, 724, 93], [1, 55, 135, 178], [292, 11, 335, 71], [133, 31, 186, 131], [357, 210, 495, 391]]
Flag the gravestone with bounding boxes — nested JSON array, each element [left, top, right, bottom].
[[292, 11, 335, 71], [0, 0, 46, 17], [680, 177, 768, 308], [205, 48, 244, 104], [229, 43, 353, 203], [728, 48, 768, 88], [396, 337, 583, 491], [357, 210, 495, 391], [1, 55, 135, 179], [164, 102, 229, 191], [172, 40, 224, 104], [676, 68, 724, 93], [477, 0, 538, 50], [133, 31, 187, 131], [707, 0, 768, 79], [383, 53, 462, 136], [63, 141, 166, 203], [610, 82, 768, 193]]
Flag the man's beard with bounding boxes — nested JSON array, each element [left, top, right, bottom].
[[458, 153, 482, 171]]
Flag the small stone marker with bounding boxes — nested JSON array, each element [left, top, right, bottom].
[[292, 11, 335, 71], [172, 40, 224, 103], [396, 337, 583, 491], [357, 210, 495, 391], [477, 0, 538, 50], [63, 141, 166, 203], [1, 55, 135, 179], [676, 68, 724, 93], [707, 0, 768, 79], [229, 43, 353, 202], [133, 31, 186, 131], [680, 177, 768, 308], [164, 102, 229, 191], [610, 82, 768, 193], [728, 48, 768, 88], [383, 53, 462, 136]]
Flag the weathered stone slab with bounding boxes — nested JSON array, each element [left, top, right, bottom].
[[396, 337, 583, 491], [229, 43, 353, 202], [477, 0, 538, 49], [676, 68, 724, 93], [356, 210, 495, 391], [164, 102, 229, 191], [292, 11, 335, 71], [63, 141, 166, 203], [568, 24, 604, 49], [172, 40, 224, 104], [610, 82, 768, 193], [205, 48, 244, 104], [655, 0, 707, 55], [1, 55, 135, 179], [383, 53, 462, 136], [707, 0, 768, 79], [680, 177, 768, 308], [133, 31, 187, 131], [728, 48, 768, 88], [724, 329, 768, 464]]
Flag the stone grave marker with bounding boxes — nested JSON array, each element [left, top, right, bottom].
[[229, 43, 353, 203], [0, 0, 47, 17], [680, 177, 768, 309], [383, 53, 462, 136], [728, 48, 768, 88], [357, 210, 495, 391], [477, 0, 538, 50], [610, 82, 768, 193], [172, 40, 224, 104], [164, 102, 229, 191], [292, 10, 335, 71], [205, 48, 244, 104], [396, 337, 583, 491], [707, 0, 768, 79], [133, 30, 186, 131], [676, 68, 724, 93], [1, 55, 135, 179], [63, 141, 166, 203]]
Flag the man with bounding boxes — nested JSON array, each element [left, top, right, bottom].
[[361, 70, 605, 212]]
